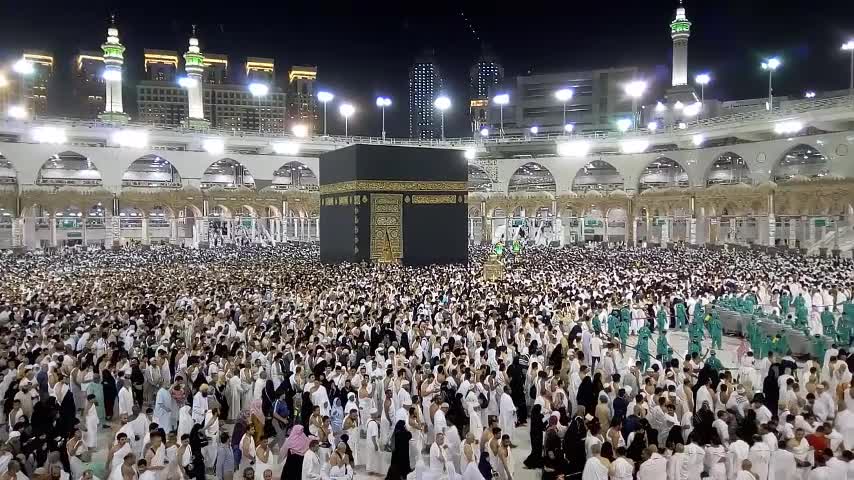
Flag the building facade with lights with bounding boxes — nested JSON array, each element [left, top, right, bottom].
[[0, 90, 852, 253], [485, 67, 640, 135], [286, 66, 318, 132], [469, 46, 504, 135], [409, 49, 443, 139]]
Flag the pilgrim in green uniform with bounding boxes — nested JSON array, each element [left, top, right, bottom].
[[637, 325, 652, 370], [656, 307, 668, 332], [705, 350, 723, 371], [86, 373, 107, 424], [747, 316, 760, 353], [812, 334, 827, 365], [795, 302, 809, 333], [617, 318, 629, 352], [821, 307, 837, 340], [742, 295, 756, 314], [772, 333, 790, 356], [708, 311, 723, 349], [675, 302, 687, 330], [693, 302, 705, 325], [592, 311, 602, 335], [689, 329, 703, 356], [607, 312, 618, 337], [780, 291, 791, 315], [656, 331, 671, 363]]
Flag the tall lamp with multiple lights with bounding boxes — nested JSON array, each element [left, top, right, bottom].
[[434, 96, 451, 140], [761, 57, 781, 110], [493, 94, 509, 138], [376, 96, 391, 141], [624, 81, 647, 131], [339, 103, 355, 137], [317, 91, 334, 136], [248, 83, 269, 133], [555, 88, 574, 132], [694, 73, 710, 117]]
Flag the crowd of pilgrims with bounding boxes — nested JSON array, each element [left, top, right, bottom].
[[0, 244, 851, 480]]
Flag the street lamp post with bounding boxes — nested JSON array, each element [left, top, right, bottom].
[[433, 96, 451, 140], [248, 83, 269, 133], [624, 81, 647, 131], [555, 88, 574, 133], [376, 97, 391, 141], [317, 91, 334, 136], [694, 73, 710, 118], [339, 103, 355, 137], [843, 41, 854, 97], [493, 94, 509, 138], [761, 57, 781, 111]]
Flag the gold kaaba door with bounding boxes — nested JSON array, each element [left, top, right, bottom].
[[370, 193, 403, 263]]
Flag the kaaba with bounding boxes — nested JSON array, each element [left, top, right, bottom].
[[319, 144, 468, 265]]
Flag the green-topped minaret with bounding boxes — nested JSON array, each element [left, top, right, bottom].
[[670, 0, 691, 87], [98, 15, 130, 124], [182, 26, 210, 129]]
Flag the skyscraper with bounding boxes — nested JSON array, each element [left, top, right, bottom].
[[71, 51, 104, 119], [409, 49, 442, 139], [22, 51, 53, 117], [287, 66, 318, 131], [469, 45, 503, 134]]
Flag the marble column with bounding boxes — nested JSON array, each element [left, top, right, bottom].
[[141, 217, 150, 245], [11, 218, 23, 248], [689, 218, 697, 245], [250, 217, 257, 242], [49, 217, 57, 247], [632, 217, 638, 246], [729, 218, 736, 244], [315, 218, 320, 241], [82, 218, 88, 246], [603, 215, 609, 244], [767, 214, 776, 246], [170, 219, 179, 245], [786, 218, 794, 248], [808, 216, 816, 248], [660, 217, 670, 245], [198, 218, 209, 246]]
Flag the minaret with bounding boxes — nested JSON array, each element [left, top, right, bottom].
[[182, 26, 210, 129], [670, 0, 691, 87], [98, 16, 129, 124]]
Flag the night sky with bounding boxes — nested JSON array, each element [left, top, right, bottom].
[[1, 0, 853, 138]]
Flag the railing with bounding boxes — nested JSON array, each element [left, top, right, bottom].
[[0, 94, 851, 150]]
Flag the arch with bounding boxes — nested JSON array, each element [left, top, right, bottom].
[[122, 154, 182, 187], [508, 162, 556, 193], [272, 161, 318, 190], [706, 152, 751, 186], [37, 151, 102, 186], [202, 158, 256, 189], [0, 154, 18, 184], [468, 165, 493, 192], [772, 144, 830, 181], [638, 157, 689, 191], [572, 160, 624, 193]]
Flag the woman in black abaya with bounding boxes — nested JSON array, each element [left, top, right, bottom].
[[523, 404, 545, 469], [385, 420, 412, 480]]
